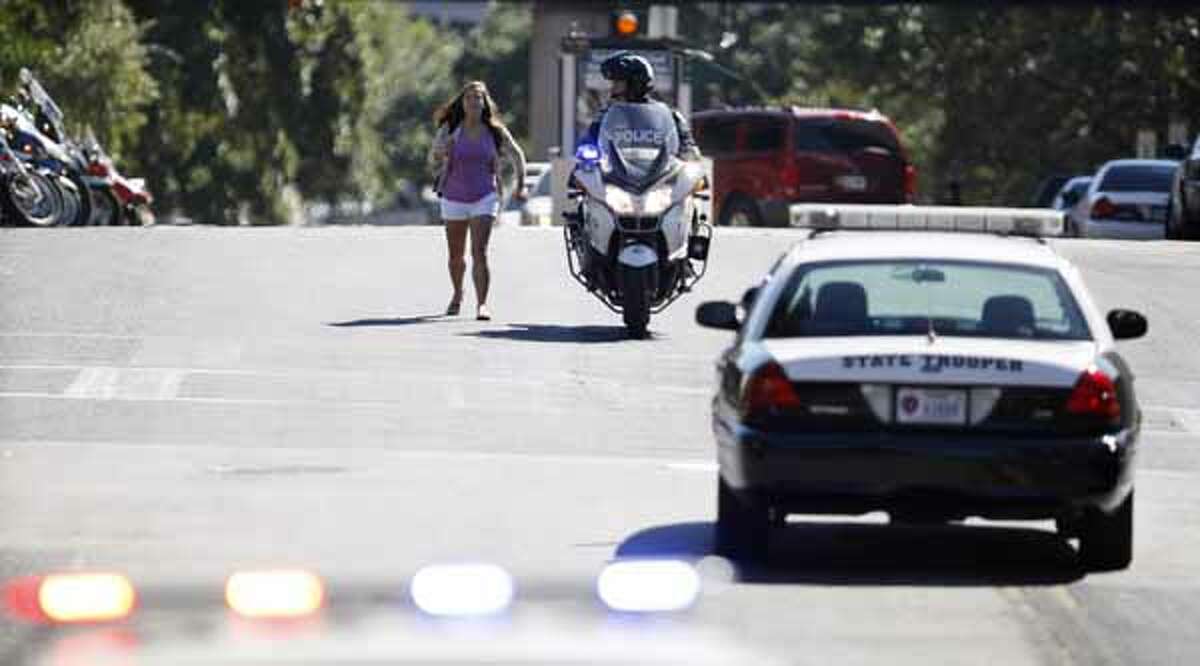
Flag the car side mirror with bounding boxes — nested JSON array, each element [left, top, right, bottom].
[[1162, 143, 1188, 161], [740, 286, 761, 310], [1061, 190, 1081, 207], [1107, 309, 1147, 340], [696, 301, 740, 330]]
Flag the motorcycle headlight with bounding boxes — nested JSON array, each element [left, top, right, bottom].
[[640, 185, 676, 216], [604, 185, 637, 215]]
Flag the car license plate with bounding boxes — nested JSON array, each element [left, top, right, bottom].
[[836, 175, 868, 192], [895, 387, 967, 425]]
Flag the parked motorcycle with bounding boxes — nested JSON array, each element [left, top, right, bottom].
[[564, 102, 713, 338], [0, 106, 69, 227], [0, 70, 91, 226], [80, 130, 154, 226]]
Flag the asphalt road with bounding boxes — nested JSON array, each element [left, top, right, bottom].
[[1, 225, 1198, 665]]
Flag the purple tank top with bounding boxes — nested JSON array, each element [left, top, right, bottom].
[[441, 127, 498, 203]]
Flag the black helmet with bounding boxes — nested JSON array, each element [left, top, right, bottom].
[[600, 52, 654, 99]]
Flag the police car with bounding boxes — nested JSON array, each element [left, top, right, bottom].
[[696, 205, 1148, 571]]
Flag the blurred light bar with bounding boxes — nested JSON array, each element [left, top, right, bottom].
[[789, 204, 1066, 237], [225, 569, 324, 619], [4, 573, 137, 624], [597, 560, 701, 613], [409, 563, 514, 617]]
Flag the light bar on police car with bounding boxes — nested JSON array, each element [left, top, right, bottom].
[[789, 204, 1067, 237], [597, 560, 701, 613], [4, 573, 137, 624], [225, 569, 325, 619], [409, 563, 515, 617]]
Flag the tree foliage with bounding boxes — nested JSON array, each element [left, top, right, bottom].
[[2, 2, 1197, 218], [682, 3, 1200, 204]]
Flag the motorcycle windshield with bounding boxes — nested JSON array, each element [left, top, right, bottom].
[[597, 102, 680, 189], [19, 69, 67, 143]]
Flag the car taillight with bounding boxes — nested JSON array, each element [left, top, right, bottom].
[[780, 161, 802, 195], [1091, 197, 1117, 220], [742, 362, 801, 420], [903, 164, 917, 202], [87, 162, 109, 177], [1065, 367, 1121, 425]]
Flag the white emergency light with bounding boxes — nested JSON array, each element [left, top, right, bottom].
[[789, 204, 1067, 237]]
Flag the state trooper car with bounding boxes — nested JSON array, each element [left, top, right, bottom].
[[697, 205, 1147, 571]]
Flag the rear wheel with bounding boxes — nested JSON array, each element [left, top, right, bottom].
[[1180, 192, 1200, 241], [715, 476, 770, 564], [619, 264, 651, 339], [1078, 491, 1133, 571], [718, 195, 762, 227]]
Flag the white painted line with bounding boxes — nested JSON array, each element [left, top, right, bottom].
[[63, 367, 119, 399], [666, 462, 718, 473], [60, 368, 184, 401], [0, 438, 712, 470], [1174, 411, 1200, 434], [0, 331, 143, 340]]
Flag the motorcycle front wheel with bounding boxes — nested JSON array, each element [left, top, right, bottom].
[[65, 172, 93, 226], [2, 170, 62, 227], [619, 264, 652, 339], [89, 187, 122, 226]]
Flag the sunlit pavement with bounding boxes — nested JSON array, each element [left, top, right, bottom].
[[1, 226, 1198, 664]]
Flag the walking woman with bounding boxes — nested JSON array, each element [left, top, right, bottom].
[[428, 81, 526, 320]]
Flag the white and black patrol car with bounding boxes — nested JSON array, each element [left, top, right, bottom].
[[696, 205, 1148, 571]]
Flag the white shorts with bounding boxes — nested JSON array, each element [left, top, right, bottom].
[[440, 192, 499, 221]]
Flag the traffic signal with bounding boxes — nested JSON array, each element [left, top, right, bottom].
[[612, 10, 640, 38]]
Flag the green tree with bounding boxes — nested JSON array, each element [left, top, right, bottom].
[[0, 0, 156, 158]]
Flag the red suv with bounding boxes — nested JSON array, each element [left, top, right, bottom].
[[691, 107, 916, 227]]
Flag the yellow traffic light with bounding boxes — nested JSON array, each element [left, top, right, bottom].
[[613, 11, 639, 37]]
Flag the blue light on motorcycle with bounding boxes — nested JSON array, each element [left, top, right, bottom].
[[575, 143, 601, 170]]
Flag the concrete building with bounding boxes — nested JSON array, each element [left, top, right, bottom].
[[528, 3, 612, 160]]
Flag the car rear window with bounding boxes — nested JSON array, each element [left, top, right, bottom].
[[795, 118, 902, 157], [763, 260, 1090, 340], [693, 117, 739, 156], [744, 117, 787, 152], [1098, 165, 1176, 193]]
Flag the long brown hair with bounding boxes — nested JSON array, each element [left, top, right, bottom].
[[433, 81, 505, 149]]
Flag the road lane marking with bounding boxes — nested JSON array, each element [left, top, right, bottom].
[[0, 438, 714, 469], [666, 462, 718, 472], [64, 367, 120, 398], [62, 368, 183, 400], [0, 364, 711, 396]]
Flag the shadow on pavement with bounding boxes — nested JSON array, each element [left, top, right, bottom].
[[615, 520, 1085, 587], [461, 323, 637, 343], [327, 314, 446, 327]]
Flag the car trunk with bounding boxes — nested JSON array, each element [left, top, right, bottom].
[[756, 337, 1098, 434], [794, 118, 907, 204]]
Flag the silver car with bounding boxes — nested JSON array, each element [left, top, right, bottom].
[[1069, 159, 1176, 240]]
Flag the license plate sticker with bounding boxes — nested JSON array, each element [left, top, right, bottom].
[[896, 387, 968, 425]]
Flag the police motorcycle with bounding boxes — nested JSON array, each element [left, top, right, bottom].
[[79, 129, 155, 226], [564, 102, 713, 338], [0, 69, 92, 226], [0, 106, 66, 227]]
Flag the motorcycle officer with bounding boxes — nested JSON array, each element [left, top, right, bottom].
[[578, 52, 701, 161]]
